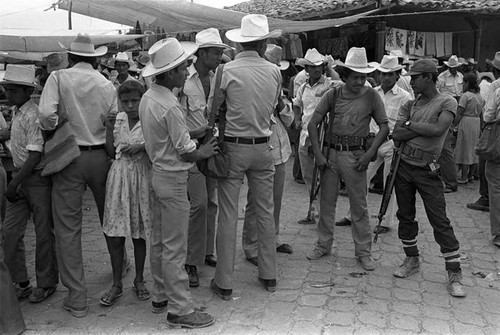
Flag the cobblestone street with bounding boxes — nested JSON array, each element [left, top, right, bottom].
[[18, 160, 500, 334]]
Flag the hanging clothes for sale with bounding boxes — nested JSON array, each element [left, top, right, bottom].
[[425, 32, 436, 57]]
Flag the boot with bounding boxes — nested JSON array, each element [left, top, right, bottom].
[[447, 270, 467, 297], [393, 256, 420, 278]]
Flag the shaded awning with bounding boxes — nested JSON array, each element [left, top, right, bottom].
[[0, 32, 145, 54], [58, 0, 380, 34]]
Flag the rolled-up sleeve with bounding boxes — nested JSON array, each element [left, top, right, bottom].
[[165, 106, 196, 155], [26, 109, 44, 152], [484, 87, 500, 122], [38, 71, 60, 130]]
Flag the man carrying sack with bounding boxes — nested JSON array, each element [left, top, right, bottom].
[[39, 33, 117, 317]]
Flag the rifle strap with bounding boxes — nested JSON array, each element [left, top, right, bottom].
[[207, 64, 226, 139], [324, 87, 341, 160]]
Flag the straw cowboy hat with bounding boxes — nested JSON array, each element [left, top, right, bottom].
[[196, 28, 230, 49], [373, 55, 404, 73], [265, 44, 289, 70], [443, 55, 463, 68], [0, 64, 39, 87], [466, 57, 477, 65], [479, 72, 495, 83], [389, 49, 405, 59], [296, 48, 325, 67], [108, 52, 134, 68], [45, 52, 68, 73], [58, 33, 107, 57], [337, 47, 376, 74], [486, 51, 500, 71], [142, 38, 198, 78], [136, 53, 150, 66], [226, 14, 281, 43]]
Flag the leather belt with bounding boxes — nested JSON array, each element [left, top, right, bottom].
[[326, 144, 365, 151], [224, 136, 269, 145], [401, 144, 438, 164], [78, 144, 106, 151]]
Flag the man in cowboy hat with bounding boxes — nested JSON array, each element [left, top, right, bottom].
[[180, 27, 230, 287], [39, 33, 117, 317], [480, 51, 500, 247], [389, 50, 414, 98], [1, 64, 59, 303], [292, 48, 338, 225], [139, 37, 217, 328], [109, 52, 140, 89], [437, 55, 463, 194], [242, 44, 294, 263], [391, 59, 466, 297], [208, 13, 282, 299], [306, 47, 389, 271], [335, 55, 412, 234]]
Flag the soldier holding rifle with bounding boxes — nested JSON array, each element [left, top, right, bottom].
[[306, 47, 388, 271], [391, 59, 466, 297]]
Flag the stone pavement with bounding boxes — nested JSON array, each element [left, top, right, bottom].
[[17, 160, 500, 334]]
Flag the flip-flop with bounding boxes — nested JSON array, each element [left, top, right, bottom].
[[133, 281, 150, 301], [100, 286, 123, 306]]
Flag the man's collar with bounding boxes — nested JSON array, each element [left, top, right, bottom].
[[308, 75, 326, 87], [375, 84, 399, 95], [235, 50, 260, 59]]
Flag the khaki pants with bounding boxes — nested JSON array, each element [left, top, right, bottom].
[[150, 170, 194, 316]]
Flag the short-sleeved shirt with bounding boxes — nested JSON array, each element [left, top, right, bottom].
[[315, 85, 388, 138], [111, 74, 140, 89], [139, 83, 196, 172], [10, 99, 44, 169], [398, 93, 457, 166], [484, 78, 500, 122], [437, 70, 463, 97], [458, 91, 484, 117], [293, 75, 336, 146], [207, 50, 281, 138], [371, 84, 412, 134]]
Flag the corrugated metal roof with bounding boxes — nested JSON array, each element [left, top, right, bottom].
[[226, 0, 500, 20]]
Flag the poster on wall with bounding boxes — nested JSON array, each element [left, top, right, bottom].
[[415, 31, 425, 56], [385, 27, 396, 50], [407, 31, 416, 55], [395, 29, 407, 52]]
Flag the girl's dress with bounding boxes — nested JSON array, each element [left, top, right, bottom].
[[103, 112, 152, 239], [455, 91, 484, 165]]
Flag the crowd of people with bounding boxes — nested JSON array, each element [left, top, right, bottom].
[[0, 12, 499, 333]]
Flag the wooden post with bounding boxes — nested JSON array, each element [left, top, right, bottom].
[[474, 19, 482, 64], [68, 0, 73, 30], [375, 21, 387, 62]]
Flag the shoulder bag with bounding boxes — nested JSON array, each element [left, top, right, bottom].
[[196, 64, 230, 178]]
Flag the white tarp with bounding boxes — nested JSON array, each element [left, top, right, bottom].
[[58, 0, 380, 34]]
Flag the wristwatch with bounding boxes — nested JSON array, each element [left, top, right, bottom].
[[404, 120, 412, 128]]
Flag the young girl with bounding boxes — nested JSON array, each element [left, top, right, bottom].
[[454, 73, 484, 184], [100, 80, 152, 306]]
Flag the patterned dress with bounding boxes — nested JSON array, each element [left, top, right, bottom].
[[455, 91, 484, 165], [103, 112, 152, 239]]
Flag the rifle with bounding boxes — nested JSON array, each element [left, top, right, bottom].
[[373, 142, 404, 243], [304, 88, 340, 223]]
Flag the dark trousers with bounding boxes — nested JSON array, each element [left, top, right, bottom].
[[3, 170, 58, 288], [478, 157, 489, 203], [438, 129, 458, 190], [291, 128, 302, 180], [395, 160, 461, 271]]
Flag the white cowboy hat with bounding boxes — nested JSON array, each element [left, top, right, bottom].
[[479, 72, 495, 83], [226, 14, 281, 43], [196, 28, 230, 49], [466, 57, 477, 65], [58, 33, 107, 57], [389, 49, 404, 58], [336, 47, 376, 74], [296, 48, 325, 67], [443, 55, 463, 68], [142, 38, 198, 78], [373, 55, 404, 73], [486, 51, 500, 71], [0, 64, 39, 88], [108, 52, 134, 68], [265, 44, 290, 71]]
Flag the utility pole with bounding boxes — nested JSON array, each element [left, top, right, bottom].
[[68, 0, 73, 30]]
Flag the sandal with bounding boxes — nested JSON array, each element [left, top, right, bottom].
[[133, 281, 150, 301], [100, 285, 123, 306]]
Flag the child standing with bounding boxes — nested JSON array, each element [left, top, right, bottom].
[[101, 80, 152, 306]]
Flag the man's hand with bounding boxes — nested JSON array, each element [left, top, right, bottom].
[[5, 182, 20, 203], [198, 137, 219, 159], [105, 113, 117, 131], [314, 153, 329, 170], [356, 151, 373, 171]]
